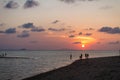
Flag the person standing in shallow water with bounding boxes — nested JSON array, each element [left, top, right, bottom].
[[85, 53, 89, 59], [87, 54, 89, 59], [70, 54, 72, 60], [79, 54, 83, 60], [119, 50, 120, 57]]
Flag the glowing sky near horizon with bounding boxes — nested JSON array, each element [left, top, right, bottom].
[[0, 0, 120, 50]]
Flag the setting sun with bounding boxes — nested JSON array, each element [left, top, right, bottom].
[[72, 36, 97, 50], [82, 44, 85, 48]]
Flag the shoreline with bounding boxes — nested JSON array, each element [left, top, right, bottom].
[[22, 56, 120, 80], [0, 56, 30, 59]]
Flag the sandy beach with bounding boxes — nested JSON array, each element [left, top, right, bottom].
[[22, 56, 120, 80]]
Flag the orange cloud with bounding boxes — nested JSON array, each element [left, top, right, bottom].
[[74, 36, 96, 45]]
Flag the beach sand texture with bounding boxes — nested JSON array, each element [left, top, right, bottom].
[[22, 56, 120, 80]]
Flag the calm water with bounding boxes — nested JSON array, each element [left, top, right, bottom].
[[0, 50, 119, 80]]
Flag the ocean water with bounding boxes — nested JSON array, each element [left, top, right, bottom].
[[0, 50, 119, 80]]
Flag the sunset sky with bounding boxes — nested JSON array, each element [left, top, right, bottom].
[[0, 0, 120, 50]]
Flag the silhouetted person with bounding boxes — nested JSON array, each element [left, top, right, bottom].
[[87, 54, 89, 59], [4, 52, 7, 57], [85, 53, 89, 59], [79, 54, 83, 60], [85, 53, 87, 59], [119, 50, 120, 57], [70, 54, 72, 60]]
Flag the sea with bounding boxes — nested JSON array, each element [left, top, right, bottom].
[[0, 50, 119, 80]]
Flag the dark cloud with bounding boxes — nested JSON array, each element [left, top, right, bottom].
[[108, 41, 119, 45], [20, 23, 46, 32], [69, 30, 76, 33], [99, 27, 112, 32], [78, 32, 92, 36], [24, 0, 39, 9], [5, 28, 16, 34], [0, 28, 16, 34], [30, 41, 38, 43], [52, 20, 60, 24], [48, 28, 66, 32], [85, 28, 94, 30], [69, 35, 75, 38], [79, 32, 82, 35], [99, 27, 120, 34], [60, 0, 76, 3], [97, 42, 101, 44], [31, 27, 45, 32], [0, 23, 5, 26], [73, 42, 81, 44], [4, 1, 19, 9], [0, 31, 4, 33], [85, 33, 92, 36], [17, 30, 30, 38], [20, 23, 35, 29]]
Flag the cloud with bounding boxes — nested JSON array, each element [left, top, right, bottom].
[[60, 0, 76, 3], [96, 42, 101, 44], [0, 23, 5, 26], [85, 28, 94, 30], [73, 42, 81, 44], [48, 28, 66, 32], [69, 30, 76, 33], [17, 30, 30, 38], [24, 0, 39, 9], [78, 32, 92, 36], [99, 27, 112, 32], [31, 27, 45, 32], [69, 35, 75, 38], [108, 41, 119, 45], [52, 20, 60, 24], [5, 28, 16, 34], [85, 33, 92, 36], [30, 41, 38, 43], [0, 31, 4, 33], [20, 23, 35, 29], [99, 27, 120, 34], [79, 32, 82, 35], [0, 28, 16, 34], [4, 1, 19, 9], [20, 23, 46, 32]]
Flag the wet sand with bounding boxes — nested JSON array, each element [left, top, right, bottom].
[[22, 56, 120, 80]]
